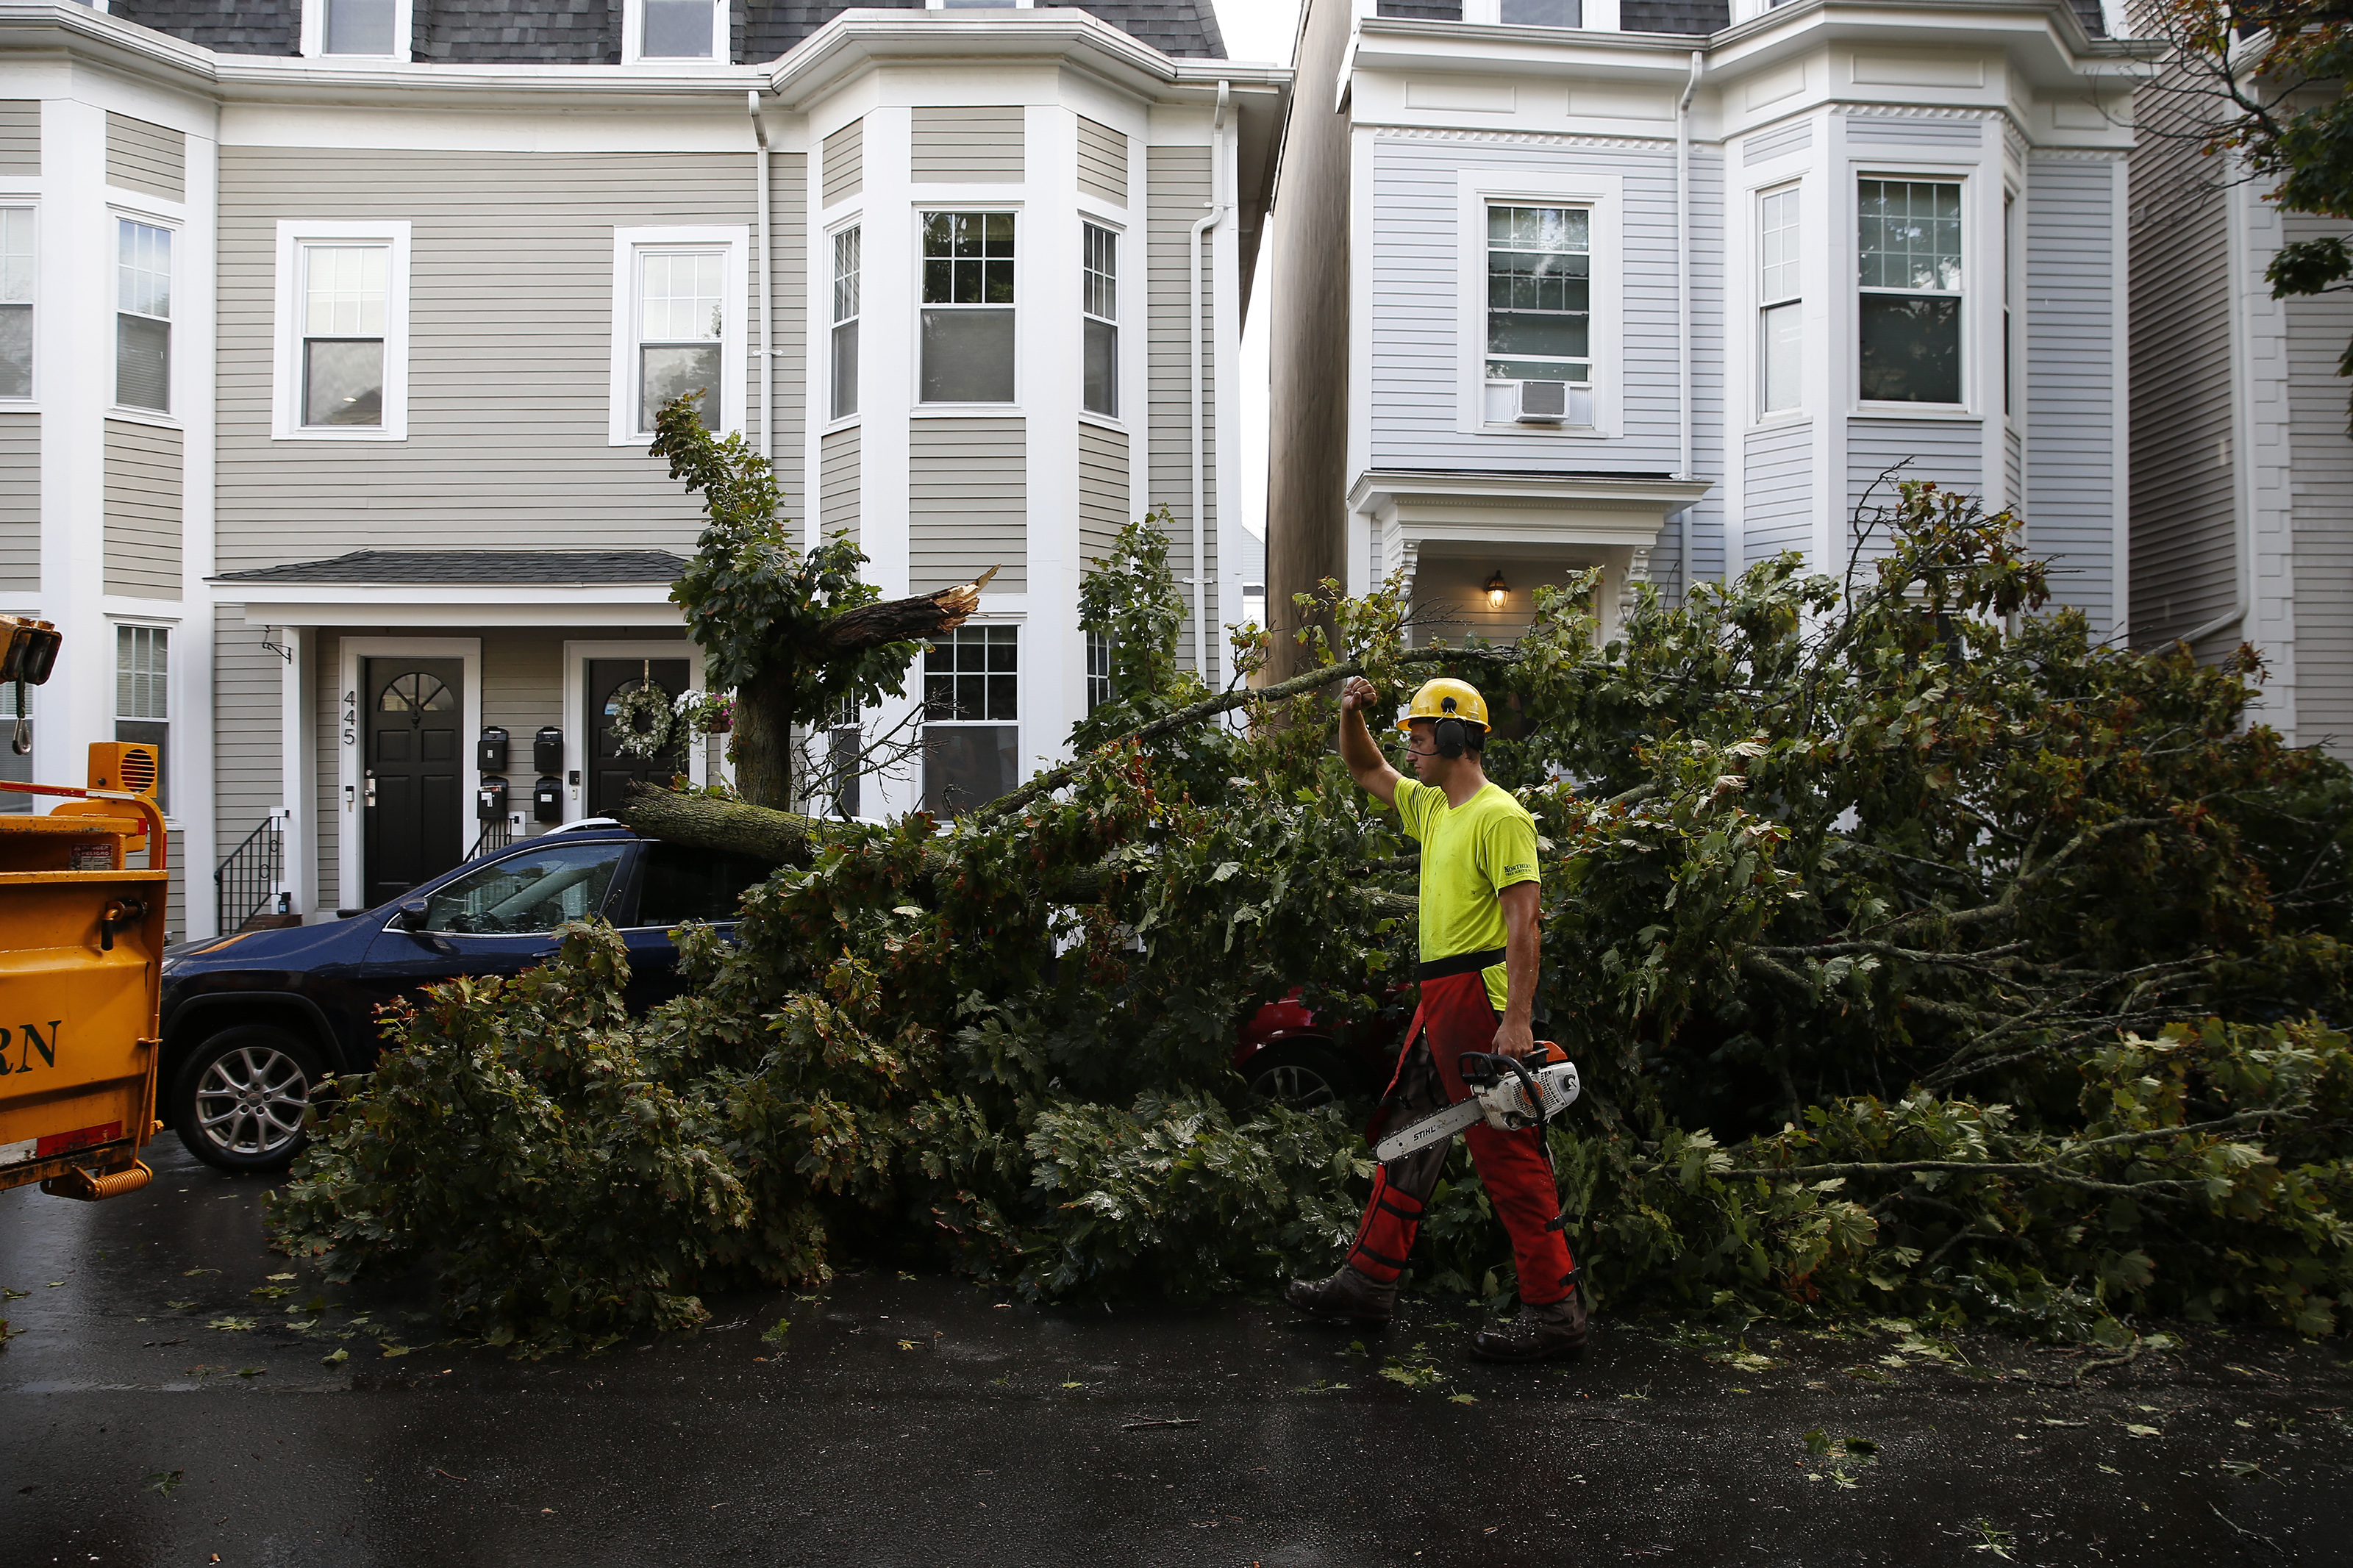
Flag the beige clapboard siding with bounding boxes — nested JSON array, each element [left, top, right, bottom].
[[2285, 211, 2353, 757], [1078, 421, 1129, 566], [212, 604, 282, 875], [0, 102, 38, 177], [911, 107, 1024, 184], [1076, 116, 1128, 206], [769, 152, 809, 516], [818, 426, 860, 545], [823, 119, 863, 205], [107, 112, 184, 201], [0, 412, 36, 592], [103, 419, 182, 598], [216, 148, 770, 569], [165, 836, 184, 943], [1147, 145, 1215, 664], [909, 418, 1024, 592]]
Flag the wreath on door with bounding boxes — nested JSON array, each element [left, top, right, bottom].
[[610, 670, 676, 760]]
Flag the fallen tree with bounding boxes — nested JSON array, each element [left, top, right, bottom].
[[268, 422, 2353, 1355]]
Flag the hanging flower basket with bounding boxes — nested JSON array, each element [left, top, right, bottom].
[[677, 690, 734, 735]]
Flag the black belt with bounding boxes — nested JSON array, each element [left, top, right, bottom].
[[1416, 947, 1505, 983]]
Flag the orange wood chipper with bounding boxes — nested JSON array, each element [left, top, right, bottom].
[[0, 615, 171, 1201]]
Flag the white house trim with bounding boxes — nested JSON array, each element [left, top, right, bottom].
[[1453, 167, 1625, 440]]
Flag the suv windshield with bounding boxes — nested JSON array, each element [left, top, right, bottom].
[[418, 841, 626, 935]]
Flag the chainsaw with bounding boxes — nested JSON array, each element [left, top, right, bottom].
[[1371, 1042, 1582, 1164]]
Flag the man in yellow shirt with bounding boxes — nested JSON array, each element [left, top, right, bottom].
[[1285, 676, 1589, 1362]]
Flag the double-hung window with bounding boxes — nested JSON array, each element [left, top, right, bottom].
[[1759, 186, 1802, 415], [922, 625, 1018, 815], [1082, 222, 1118, 418], [116, 219, 171, 414], [1085, 630, 1111, 712], [1485, 204, 1590, 423], [1857, 179, 1963, 405], [115, 625, 168, 813], [920, 212, 1015, 405], [831, 226, 860, 421], [301, 244, 389, 428], [637, 248, 725, 434], [627, 0, 726, 60], [0, 209, 29, 399]]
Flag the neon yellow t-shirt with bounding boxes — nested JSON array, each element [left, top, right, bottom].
[[1393, 778, 1541, 1014]]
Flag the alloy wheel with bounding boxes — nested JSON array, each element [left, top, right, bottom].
[[192, 1045, 312, 1159]]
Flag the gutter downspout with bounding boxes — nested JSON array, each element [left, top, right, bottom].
[[1675, 49, 1702, 604], [749, 90, 774, 465], [1190, 79, 1230, 681]]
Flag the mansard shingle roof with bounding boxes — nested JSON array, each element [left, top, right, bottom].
[[103, 1, 1227, 64], [1376, 0, 2104, 37]]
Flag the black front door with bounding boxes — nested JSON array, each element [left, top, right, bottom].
[[363, 659, 465, 907], [586, 657, 690, 817]]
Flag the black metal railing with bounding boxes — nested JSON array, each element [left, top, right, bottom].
[[466, 817, 516, 861], [215, 812, 283, 934]]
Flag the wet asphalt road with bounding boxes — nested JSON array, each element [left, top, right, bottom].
[[4, 1142, 2352, 1567]]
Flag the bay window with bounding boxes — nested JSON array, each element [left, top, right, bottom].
[[1759, 186, 1802, 415], [920, 212, 1015, 405], [116, 219, 171, 414], [1857, 179, 1963, 405], [1082, 221, 1118, 418], [1484, 204, 1590, 423], [831, 225, 860, 421], [115, 625, 168, 813], [0, 208, 29, 399], [922, 625, 1018, 815]]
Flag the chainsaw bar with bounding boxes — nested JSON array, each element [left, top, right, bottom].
[[1373, 1056, 1582, 1164], [1372, 1098, 1485, 1164]]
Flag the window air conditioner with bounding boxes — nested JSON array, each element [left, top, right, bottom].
[[1515, 380, 1569, 424]]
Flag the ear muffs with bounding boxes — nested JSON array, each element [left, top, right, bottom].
[[1435, 698, 1467, 759]]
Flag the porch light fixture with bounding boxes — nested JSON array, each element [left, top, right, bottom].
[[1484, 570, 1510, 610]]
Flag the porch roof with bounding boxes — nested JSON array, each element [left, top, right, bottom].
[[210, 551, 690, 629], [212, 550, 688, 587]]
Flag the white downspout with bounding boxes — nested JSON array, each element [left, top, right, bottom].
[[1675, 50, 1702, 603], [1190, 79, 1230, 680], [749, 90, 774, 465]]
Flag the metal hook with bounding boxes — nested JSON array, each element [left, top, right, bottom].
[[10, 677, 28, 756]]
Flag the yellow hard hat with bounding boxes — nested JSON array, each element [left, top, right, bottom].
[[1396, 677, 1490, 732]]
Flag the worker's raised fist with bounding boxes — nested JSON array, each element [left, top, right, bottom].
[[1340, 676, 1379, 713]]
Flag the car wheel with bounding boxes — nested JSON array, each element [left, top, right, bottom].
[[1243, 1040, 1367, 1111], [170, 1025, 326, 1173]]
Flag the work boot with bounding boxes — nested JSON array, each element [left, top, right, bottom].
[[1469, 1282, 1590, 1363], [1284, 1265, 1397, 1323]]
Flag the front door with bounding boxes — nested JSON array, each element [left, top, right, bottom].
[[586, 657, 689, 818], [363, 659, 465, 908]]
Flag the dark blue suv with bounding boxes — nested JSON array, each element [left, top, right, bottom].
[[158, 823, 771, 1173]]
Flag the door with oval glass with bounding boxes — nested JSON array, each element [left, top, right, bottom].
[[363, 659, 465, 907], [586, 656, 689, 818]]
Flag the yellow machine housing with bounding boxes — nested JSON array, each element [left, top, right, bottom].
[[0, 745, 168, 1200]]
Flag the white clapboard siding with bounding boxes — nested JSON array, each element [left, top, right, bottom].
[[909, 418, 1024, 592], [1366, 135, 1686, 476], [1079, 421, 1129, 565], [103, 420, 182, 598], [2004, 424, 2023, 512], [215, 148, 764, 570], [1843, 117, 1984, 149], [1848, 418, 1982, 559], [1148, 145, 1216, 663], [911, 107, 1024, 185], [819, 426, 860, 545], [0, 101, 37, 177], [2127, 86, 2237, 653], [770, 151, 809, 517], [1743, 420, 1813, 565], [0, 412, 35, 591], [106, 112, 184, 201], [1743, 119, 1810, 165], [2285, 212, 2353, 756], [2024, 156, 2121, 629], [212, 604, 282, 886], [1076, 116, 1128, 206], [824, 119, 863, 206]]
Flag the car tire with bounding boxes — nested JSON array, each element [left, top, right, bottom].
[[170, 1025, 328, 1174], [1243, 1040, 1368, 1111]]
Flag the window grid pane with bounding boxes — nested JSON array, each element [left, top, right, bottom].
[[1857, 179, 1963, 294], [832, 226, 860, 326], [1760, 187, 1801, 304], [640, 250, 724, 344], [325, 0, 397, 54], [1762, 300, 1801, 413], [1485, 204, 1590, 384], [1082, 223, 1116, 321], [1085, 631, 1111, 712], [118, 220, 170, 320], [304, 244, 388, 337], [641, 0, 714, 58], [116, 625, 168, 720], [0, 208, 31, 307], [921, 212, 1016, 306], [923, 626, 1018, 722]]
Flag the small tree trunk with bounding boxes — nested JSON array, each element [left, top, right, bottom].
[[729, 671, 797, 812]]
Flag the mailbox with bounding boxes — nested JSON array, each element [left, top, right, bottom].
[[476, 776, 508, 822], [533, 776, 563, 823], [476, 726, 510, 772], [533, 726, 565, 773]]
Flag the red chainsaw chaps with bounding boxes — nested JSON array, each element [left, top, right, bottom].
[[1349, 968, 1579, 1306]]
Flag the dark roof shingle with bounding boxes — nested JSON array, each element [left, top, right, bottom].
[[215, 550, 688, 587]]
